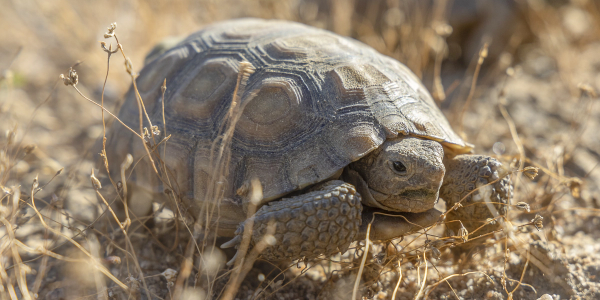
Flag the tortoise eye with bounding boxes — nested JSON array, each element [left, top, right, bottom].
[[392, 161, 407, 174]]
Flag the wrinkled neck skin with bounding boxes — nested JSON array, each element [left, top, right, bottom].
[[345, 136, 445, 213]]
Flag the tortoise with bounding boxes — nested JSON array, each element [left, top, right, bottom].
[[102, 18, 511, 262]]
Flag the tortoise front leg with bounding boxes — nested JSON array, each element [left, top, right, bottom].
[[222, 180, 363, 263], [440, 155, 512, 240]]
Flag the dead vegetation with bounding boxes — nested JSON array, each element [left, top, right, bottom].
[[1, 0, 600, 299]]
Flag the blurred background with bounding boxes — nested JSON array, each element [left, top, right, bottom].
[[1, 0, 600, 299]]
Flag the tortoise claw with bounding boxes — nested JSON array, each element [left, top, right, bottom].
[[225, 250, 239, 266], [220, 235, 242, 249], [221, 235, 243, 266]]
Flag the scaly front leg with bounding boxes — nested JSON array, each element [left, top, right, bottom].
[[440, 155, 512, 241], [222, 181, 363, 263]]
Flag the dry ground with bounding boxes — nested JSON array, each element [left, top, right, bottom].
[[1, 0, 599, 299]]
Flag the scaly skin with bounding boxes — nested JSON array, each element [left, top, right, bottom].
[[441, 155, 512, 240], [224, 181, 363, 261]]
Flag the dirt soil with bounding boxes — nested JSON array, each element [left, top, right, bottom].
[[1, 1, 599, 299]]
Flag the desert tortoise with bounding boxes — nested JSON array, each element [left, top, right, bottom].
[[103, 19, 511, 262]]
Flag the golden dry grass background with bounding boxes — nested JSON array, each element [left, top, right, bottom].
[[1, 0, 600, 299]]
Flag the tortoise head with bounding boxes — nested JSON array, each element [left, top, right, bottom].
[[349, 136, 445, 213]]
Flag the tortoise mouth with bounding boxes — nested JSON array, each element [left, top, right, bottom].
[[342, 168, 439, 213], [369, 187, 438, 213]]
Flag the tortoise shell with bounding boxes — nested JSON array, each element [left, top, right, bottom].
[[104, 18, 471, 215]]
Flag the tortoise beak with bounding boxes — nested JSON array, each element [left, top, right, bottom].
[[342, 167, 441, 240], [342, 167, 438, 213]]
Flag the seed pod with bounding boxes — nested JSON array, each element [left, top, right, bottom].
[[90, 169, 102, 190], [458, 225, 468, 243], [531, 214, 543, 231], [522, 166, 539, 180], [515, 202, 530, 212]]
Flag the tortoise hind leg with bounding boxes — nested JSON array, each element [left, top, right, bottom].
[[222, 180, 363, 264]]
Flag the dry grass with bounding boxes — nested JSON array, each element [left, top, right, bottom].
[[1, 0, 600, 299]]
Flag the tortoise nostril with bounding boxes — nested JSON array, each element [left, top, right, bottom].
[[392, 161, 407, 174]]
